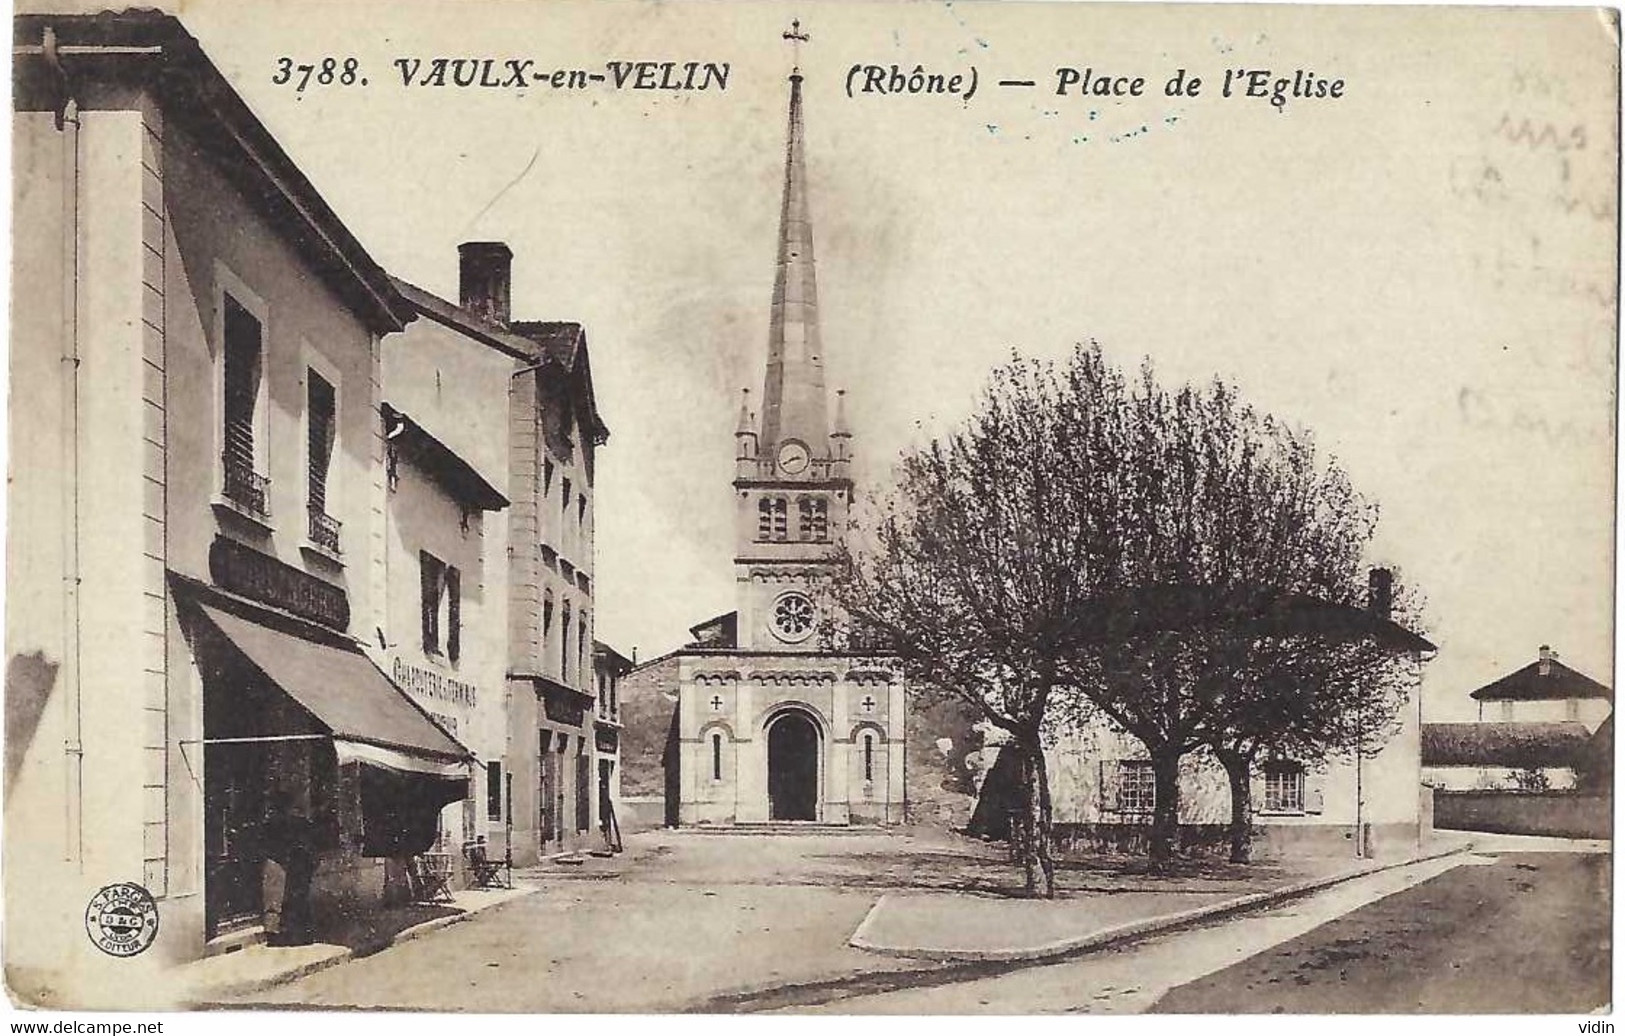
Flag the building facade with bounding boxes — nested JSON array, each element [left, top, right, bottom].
[[1470, 645, 1613, 731], [646, 65, 907, 828], [592, 641, 634, 844], [974, 578, 1435, 859], [389, 245, 613, 866], [379, 315, 514, 878], [8, 12, 477, 998]]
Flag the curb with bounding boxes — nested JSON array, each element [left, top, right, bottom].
[[848, 841, 1475, 964], [186, 886, 539, 1003]]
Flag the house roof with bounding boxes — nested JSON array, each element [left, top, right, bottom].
[[687, 611, 738, 648], [14, 11, 412, 335], [1421, 721, 1592, 769], [382, 403, 508, 512], [1067, 585, 1435, 653], [593, 640, 635, 674], [510, 321, 611, 446], [389, 277, 538, 361], [388, 280, 611, 447], [1469, 658, 1613, 702]]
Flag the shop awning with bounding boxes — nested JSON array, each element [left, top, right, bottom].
[[194, 601, 472, 764]]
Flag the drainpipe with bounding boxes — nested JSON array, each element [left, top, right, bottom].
[[49, 25, 86, 868]]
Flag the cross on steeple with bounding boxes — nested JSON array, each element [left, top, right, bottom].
[[783, 18, 809, 74], [860, 695, 876, 713], [710, 694, 725, 711]]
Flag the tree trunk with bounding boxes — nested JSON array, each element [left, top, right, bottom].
[[1148, 749, 1182, 873], [1008, 739, 1056, 897], [1033, 744, 1057, 898], [1218, 748, 1254, 864]]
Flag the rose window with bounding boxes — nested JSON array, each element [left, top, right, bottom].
[[772, 592, 815, 641]]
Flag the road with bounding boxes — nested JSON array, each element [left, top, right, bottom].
[[1150, 851, 1611, 1014], [222, 832, 1610, 1014]]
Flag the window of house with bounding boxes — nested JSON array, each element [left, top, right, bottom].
[[420, 551, 460, 662], [561, 603, 573, 682], [578, 493, 587, 530], [543, 459, 555, 499], [578, 614, 589, 689], [445, 567, 461, 663], [863, 733, 875, 782], [561, 478, 572, 523], [221, 294, 268, 516], [758, 497, 788, 541], [711, 733, 723, 781], [306, 370, 339, 552], [1116, 760, 1156, 813], [486, 761, 503, 821], [1264, 762, 1305, 813], [542, 591, 555, 651], [798, 497, 829, 542]]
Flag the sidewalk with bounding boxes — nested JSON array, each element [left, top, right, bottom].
[[849, 838, 1474, 962], [175, 884, 534, 1005]]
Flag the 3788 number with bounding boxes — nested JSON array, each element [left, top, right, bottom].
[[273, 57, 367, 92]]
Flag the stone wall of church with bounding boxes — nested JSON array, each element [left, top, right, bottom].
[[666, 653, 906, 826]]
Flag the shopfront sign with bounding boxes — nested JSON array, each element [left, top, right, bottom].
[[594, 723, 618, 753], [392, 656, 479, 710], [209, 537, 349, 629]]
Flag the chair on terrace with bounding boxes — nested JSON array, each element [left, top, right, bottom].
[[409, 852, 455, 904], [463, 837, 511, 890]]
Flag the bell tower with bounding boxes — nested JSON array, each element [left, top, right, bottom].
[[733, 23, 854, 652]]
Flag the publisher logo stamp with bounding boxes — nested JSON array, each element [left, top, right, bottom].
[[85, 883, 160, 957]]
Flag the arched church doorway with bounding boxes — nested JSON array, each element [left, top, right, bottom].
[[767, 711, 819, 821]]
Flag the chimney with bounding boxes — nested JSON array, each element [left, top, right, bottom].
[[1539, 644, 1553, 676], [458, 241, 513, 326], [1367, 567, 1393, 620]]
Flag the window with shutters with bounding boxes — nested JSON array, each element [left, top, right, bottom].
[[1116, 760, 1156, 814], [578, 615, 589, 690], [305, 370, 340, 553], [542, 591, 555, 660], [561, 476, 573, 555], [419, 552, 460, 662], [561, 603, 573, 683], [445, 566, 461, 663], [221, 293, 269, 517]]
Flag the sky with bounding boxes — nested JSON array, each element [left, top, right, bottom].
[[138, 0, 1615, 722]]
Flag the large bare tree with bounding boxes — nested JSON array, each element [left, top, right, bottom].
[[834, 353, 1128, 897], [840, 343, 1426, 883]]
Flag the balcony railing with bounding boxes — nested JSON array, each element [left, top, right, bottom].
[[221, 454, 270, 518], [307, 505, 342, 555]]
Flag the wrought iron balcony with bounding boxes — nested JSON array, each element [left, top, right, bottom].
[[221, 454, 270, 518], [307, 505, 342, 555]]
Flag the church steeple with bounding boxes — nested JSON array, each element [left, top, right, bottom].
[[758, 24, 830, 471]]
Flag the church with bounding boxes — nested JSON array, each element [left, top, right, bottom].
[[625, 42, 908, 827]]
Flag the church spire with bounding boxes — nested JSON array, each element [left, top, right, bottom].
[[758, 20, 829, 466]]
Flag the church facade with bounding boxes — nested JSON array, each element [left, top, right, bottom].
[[642, 61, 907, 827]]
